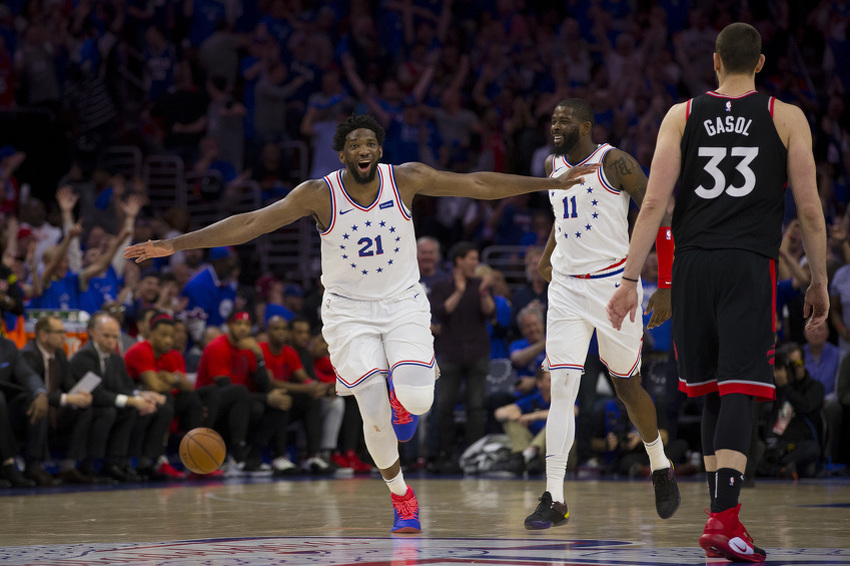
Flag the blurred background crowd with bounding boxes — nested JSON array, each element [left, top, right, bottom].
[[0, 0, 848, 487]]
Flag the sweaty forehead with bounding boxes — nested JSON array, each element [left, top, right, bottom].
[[345, 128, 377, 145]]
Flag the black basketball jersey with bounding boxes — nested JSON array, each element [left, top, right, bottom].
[[673, 91, 788, 259]]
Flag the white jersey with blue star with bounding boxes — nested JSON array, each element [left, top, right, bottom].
[[319, 164, 419, 300], [548, 143, 631, 278]]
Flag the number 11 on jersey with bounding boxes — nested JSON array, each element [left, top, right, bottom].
[[563, 195, 578, 219]]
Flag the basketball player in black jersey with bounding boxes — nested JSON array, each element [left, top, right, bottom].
[[607, 23, 828, 563]]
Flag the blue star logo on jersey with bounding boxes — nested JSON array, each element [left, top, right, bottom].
[[343, 233, 349, 239], [585, 224, 592, 231], [380, 221, 386, 227], [587, 187, 593, 193], [351, 225, 358, 231], [365, 221, 371, 227], [592, 199, 598, 206], [575, 231, 582, 238]]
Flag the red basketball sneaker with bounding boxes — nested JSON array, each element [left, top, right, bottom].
[[699, 504, 765, 562], [391, 487, 421, 533], [388, 378, 418, 442]]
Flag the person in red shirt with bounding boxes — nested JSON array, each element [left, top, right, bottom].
[[197, 311, 291, 473], [124, 313, 206, 479], [261, 315, 331, 474]]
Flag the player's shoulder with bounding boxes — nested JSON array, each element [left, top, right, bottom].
[[770, 99, 809, 144], [387, 161, 435, 190]]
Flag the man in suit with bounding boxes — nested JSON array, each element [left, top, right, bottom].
[[70, 311, 173, 482], [0, 336, 41, 487], [21, 314, 109, 484]]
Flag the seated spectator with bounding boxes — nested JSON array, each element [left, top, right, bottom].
[[757, 343, 825, 479], [124, 270, 161, 336], [589, 394, 690, 478], [196, 311, 291, 473], [0, 336, 43, 488], [261, 315, 332, 474], [182, 246, 239, 344], [803, 320, 843, 464], [494, 367, 551, 476], [70, 312, 174, 483], [509, 304, 547, 397], [264, 283, 305, 323], [21, 314, 106, 485], [509, 247, 548, 336], [124, 313, 209, 479]]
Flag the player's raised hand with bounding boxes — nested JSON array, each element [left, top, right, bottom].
[[123, 239, 175, 262], [555, 163, 600, 189]]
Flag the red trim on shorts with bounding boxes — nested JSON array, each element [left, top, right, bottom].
[[770, 258, 776, 333], [720, 382, 776, 402], [678, 379, 776, 402]]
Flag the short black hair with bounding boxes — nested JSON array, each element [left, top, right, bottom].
[[715, 23, 761, 75], [449, 241, 478, 265], [555, 98, 594, 128], [149, 313, 175, 332], [332, 114, 385, 152]]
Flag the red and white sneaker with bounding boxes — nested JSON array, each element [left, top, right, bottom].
[[699, 504, 766, 562], [391, 487, 421, 533]]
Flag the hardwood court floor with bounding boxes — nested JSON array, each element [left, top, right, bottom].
[[1, 473, 849, 565]]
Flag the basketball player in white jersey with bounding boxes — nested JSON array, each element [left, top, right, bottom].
[[125, 114, 598, 533], [523, 99, 680, 530]]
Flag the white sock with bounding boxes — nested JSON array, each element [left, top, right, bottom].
[[644, 432, 669, 472], [384, 470, 408, 496], [546, 454, 568, 503]]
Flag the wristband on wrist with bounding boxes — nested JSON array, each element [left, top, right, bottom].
[[656, 226, 674, 289], [622, 275, 639, 283]]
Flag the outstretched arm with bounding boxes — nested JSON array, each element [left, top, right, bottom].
[[124, 180, 323, 262], [407, 162, 599, 201]]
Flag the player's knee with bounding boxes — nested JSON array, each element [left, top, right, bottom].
[[549, 368, 581, 402], [390, 364, 436, 415], [393, 383, 433, 415]]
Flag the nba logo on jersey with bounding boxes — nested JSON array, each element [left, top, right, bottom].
[[725, 101, 732, 112]]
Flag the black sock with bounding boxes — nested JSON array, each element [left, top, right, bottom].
[[713, 468, 744, 513], [706, 471, 717, 508]]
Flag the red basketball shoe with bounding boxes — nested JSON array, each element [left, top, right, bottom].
[[699, 504, 766, 562]]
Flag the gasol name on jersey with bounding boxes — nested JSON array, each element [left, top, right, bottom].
[[703, 115, 753, 136]]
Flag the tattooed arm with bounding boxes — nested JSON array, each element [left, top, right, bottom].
[[604, 148, 672, 327], [604, 149, 672, 225]]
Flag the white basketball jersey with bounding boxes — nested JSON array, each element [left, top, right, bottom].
[[548, 144, 631, 277], [319, 164, 419, 300]]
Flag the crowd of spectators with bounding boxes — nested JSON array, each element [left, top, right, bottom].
[[0, 0, 849, 487]]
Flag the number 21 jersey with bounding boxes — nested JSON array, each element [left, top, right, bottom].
[[675, 91, 787, 259], [319, 164, 419, 300]]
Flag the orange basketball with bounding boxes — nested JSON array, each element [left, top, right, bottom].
[[179, 428, 226, 475]]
